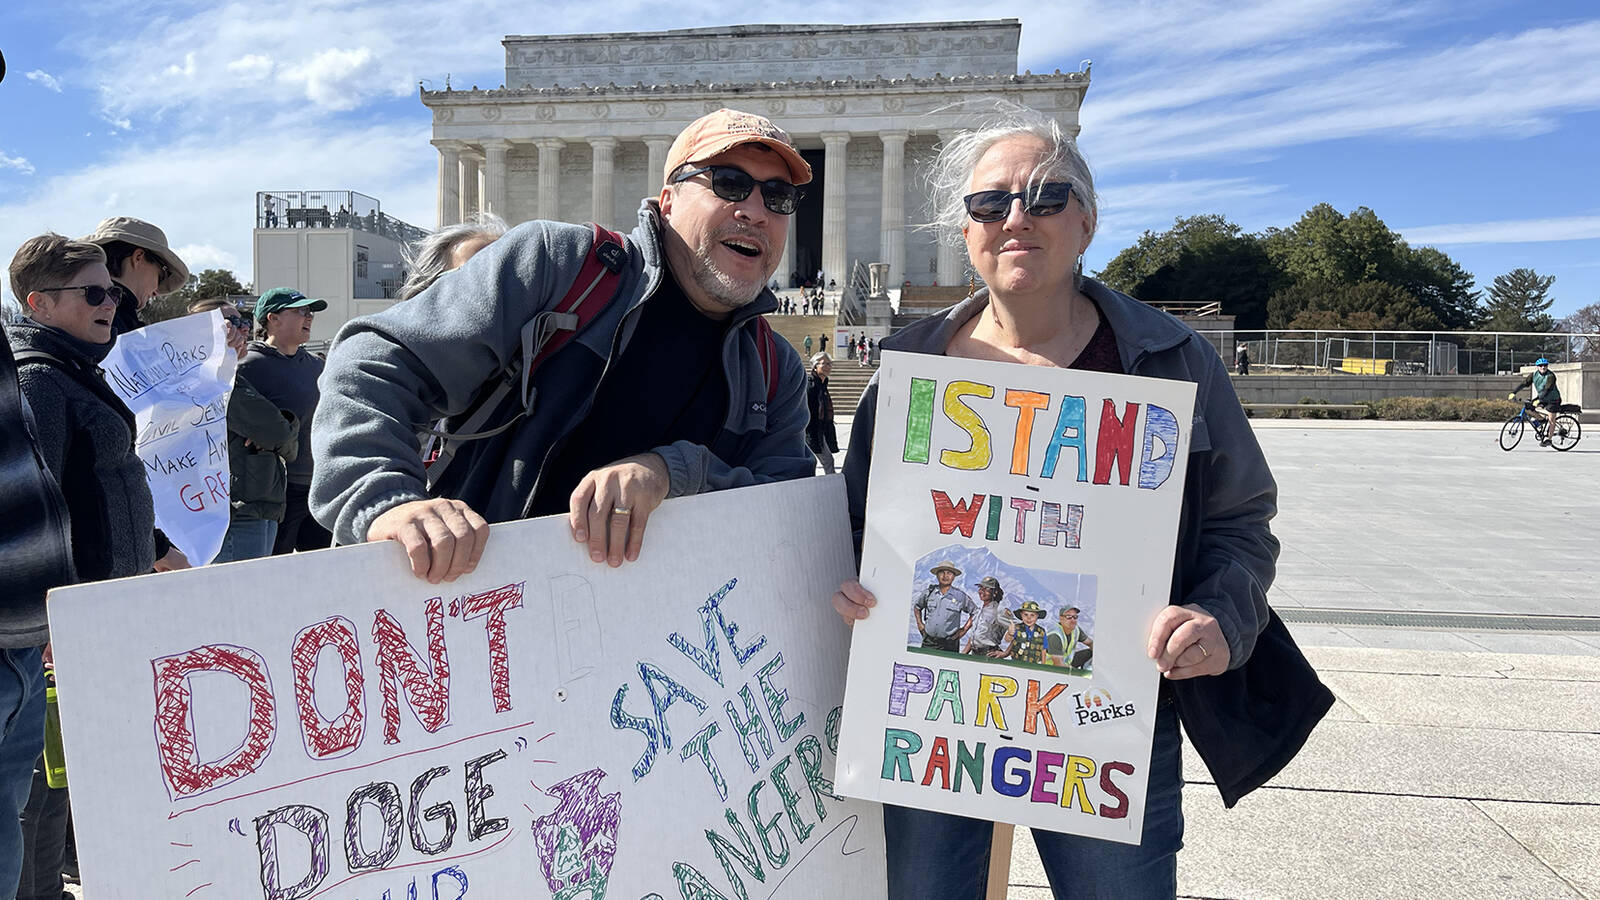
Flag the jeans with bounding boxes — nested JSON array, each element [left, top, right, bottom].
[[213, 516, 278, 564], [884, 700, 1185, 899], [0, 647, 46, 897]]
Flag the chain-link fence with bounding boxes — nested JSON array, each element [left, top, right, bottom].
[[1208, 329, 1595, 375]]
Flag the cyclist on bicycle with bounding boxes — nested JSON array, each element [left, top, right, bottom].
[[1509, 358, 1561, 445]]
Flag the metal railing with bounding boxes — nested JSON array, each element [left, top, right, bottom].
[[1205, 328, 1599, 376], [837, 260, 871, 327], [255, 190, 428, 244]]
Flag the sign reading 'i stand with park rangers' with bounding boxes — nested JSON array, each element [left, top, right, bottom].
[[836, 351, 1197, 844]]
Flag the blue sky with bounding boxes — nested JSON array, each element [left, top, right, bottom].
[[2, 1, 1597, 320]]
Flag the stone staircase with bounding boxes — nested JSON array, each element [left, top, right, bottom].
[[821, 359, 879, 414], [763, 313, 878, 412], [765, 313, 834, 360]]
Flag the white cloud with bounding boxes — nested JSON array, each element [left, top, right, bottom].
[[1400, 217, 1600, 246], [174, 243, 240, 273], [0, 121, 434, 305], [25, 70, 63, 92], [0, 153, 35, 175], [277, 48, 383, 111], [226, 54, 273, 80], [165, 52, 197, 78], [1082, 20, 1600, 170]]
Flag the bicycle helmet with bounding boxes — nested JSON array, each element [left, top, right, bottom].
[[1535, 358, 1550, 365]]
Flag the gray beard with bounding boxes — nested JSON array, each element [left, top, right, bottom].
[[689, 239, 766, 313]]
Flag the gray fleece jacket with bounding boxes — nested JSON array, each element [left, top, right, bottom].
[[311, 199, 813, 545]]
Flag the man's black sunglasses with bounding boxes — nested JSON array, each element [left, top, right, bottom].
[[44, 284, 123, 306], [671, 165, 803, 215], [963, 182, 1075, 223]]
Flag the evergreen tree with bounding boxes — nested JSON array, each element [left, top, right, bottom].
[[1095, 214, 1282, 329], [1483, 268, 1555, 333]]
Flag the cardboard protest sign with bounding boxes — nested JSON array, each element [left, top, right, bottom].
[[101, 309, 235, 565], [836, 351, 1196, 844], [48, 476, 885, 900]]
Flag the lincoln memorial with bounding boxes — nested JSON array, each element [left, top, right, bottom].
[[421, 19, 1088, 287]]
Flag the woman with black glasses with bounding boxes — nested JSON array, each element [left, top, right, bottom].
[[8, 234, 156, 582], [829, 102, 1331, 899], [7, 233, 158, 900]]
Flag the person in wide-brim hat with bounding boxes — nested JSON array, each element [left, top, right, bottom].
[[929, 561, 962, 576], [80, 216, 191, 297]]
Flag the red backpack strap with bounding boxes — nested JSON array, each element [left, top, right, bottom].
[[752, 315, 780, 406], [526, 222, 627, 372], [423, 223, 627, 489]]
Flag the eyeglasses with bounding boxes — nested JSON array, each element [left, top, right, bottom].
[[671, 165, 803, 215], [143, 251, 172, 282], [222, 313, 250, 330], [44, 284, 121, 306], [962, 182, 1075, 224]]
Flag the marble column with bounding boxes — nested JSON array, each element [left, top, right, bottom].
[[458, 152, 482, 222], [481, 139, 511, 219], [645, 137, 673, 197], [935, 130, 962, 288], [590, 137, 617, 227], [878, 130, 908, 287], [821, 132, 851, 288], [433, 141, 461, 228], [536, 138, 566, 221], [778, 213, 795, 294]]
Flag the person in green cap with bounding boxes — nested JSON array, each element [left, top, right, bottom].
[[239, 287, 329, 554]]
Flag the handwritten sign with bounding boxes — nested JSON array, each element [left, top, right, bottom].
[[835, 351, 1196, 844], [47, 476, 885, 900], [101, 310, 235, 565]]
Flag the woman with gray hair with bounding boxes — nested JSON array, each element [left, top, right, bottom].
[[804, 352, 837, 474], [397, 212, 507, 301], [830, 100, 1331, 898]]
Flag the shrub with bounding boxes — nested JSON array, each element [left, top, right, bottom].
[[1365, 397, 1518, 421]]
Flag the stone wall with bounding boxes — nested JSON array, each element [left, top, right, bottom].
[[504, 21, 1020, 88], [1231, 374, 1526, 404]]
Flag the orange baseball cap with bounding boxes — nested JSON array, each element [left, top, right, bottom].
[[664, 108, 812, 186]]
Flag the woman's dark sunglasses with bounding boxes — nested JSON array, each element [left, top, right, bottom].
[[222, 313, 251, 329], [963, 182, 1075, 223], [45, 284, 125, 306], [671, 165, 803, 215]]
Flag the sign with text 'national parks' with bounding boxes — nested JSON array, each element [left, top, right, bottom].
[[48, 477, 884, 899], [837, 351, 1196, 844]]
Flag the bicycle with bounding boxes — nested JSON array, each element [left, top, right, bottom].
[[1500, 397, 1581, 451]]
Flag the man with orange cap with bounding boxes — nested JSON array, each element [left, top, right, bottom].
[[314, 109, 816, 582]]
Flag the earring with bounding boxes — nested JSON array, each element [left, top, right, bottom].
[[969, 272, 977, 295]]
